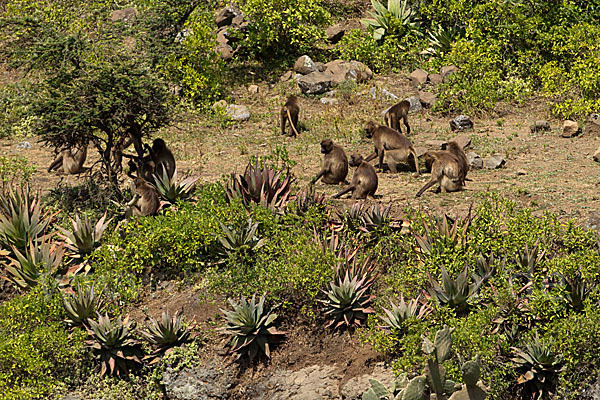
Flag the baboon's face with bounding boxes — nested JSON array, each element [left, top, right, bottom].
[[365, 121, 376, 139], [152, 138, 165, 153], [320, 139, 333, 154], [349, 154, 363, 167]]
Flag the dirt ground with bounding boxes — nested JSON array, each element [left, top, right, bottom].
[[3, 72, 600, 224]]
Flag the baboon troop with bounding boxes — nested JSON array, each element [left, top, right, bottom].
[[383, 100, 411, 135], [333, 154, 378, 200], [48, 144, 87, 175], [311, 139, 348, 185], [416, 141, 468, 197], [280, 95, 300, 137], [364, 121, 419, 175]]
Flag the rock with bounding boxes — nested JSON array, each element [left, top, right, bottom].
[[485, 154, 506, 169], [415, 146, 428, 158], [216, 43, 233, 61], [418, 91, 438, 108], [410, 68, 429, 87], [441, 65, 458, 82], [216, 28, 230, 46], [251, 365, 341, 400], [451, 134, 471, 150], [175, 29, 191, 43], [231, 14, 245, 27], [325, 60, 373, 86], [340, 364, 396, 400], [429, 73, 443, 85], [467, 152, 483, 169], [280, 71, 293, 82], [216, 6, 237, 27], [16, 141, 31, 149], [326, 24, 346, 44], [315, 62, 326, 72], [405, 95, 422, 113], [529, 120, 550, 133], [248, 85, 259, 94], [370, 87, 398, 100], [297, 71, 332, 95], [583, 113, 600, 137], [561, 120, 580, 138], [426, 140, 448, 149], [586, 212, 600, 231], [226, 104, 250, 121], [516, 169, 527, 176], [161, 358, 236, 400], [320, 97, 338, 105], [593, 145, 600, 162], [111, 7, 137, 23], [294, 55, 319, 75], [450, 115, 474, 131]]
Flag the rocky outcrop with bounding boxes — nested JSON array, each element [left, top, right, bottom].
[[295, 57, 373, 95], [161, 357, 237, 400], [251, 365, 342, 400], [214, 4, 246, 61]]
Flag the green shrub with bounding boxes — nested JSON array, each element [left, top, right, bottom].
[[0, 156, 36, 195]]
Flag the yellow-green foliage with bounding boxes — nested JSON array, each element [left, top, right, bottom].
[[0, 156, 36, 194]]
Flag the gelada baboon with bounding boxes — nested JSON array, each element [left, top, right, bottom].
[[364, 121, 419, 175], [146, 138, 175, 179], [383, 100, 411, 135], [333, 154, 378, 200], [280, 95, 300, 137], [311, 139, 348, 185], [126, 176, 160, 217], [47, 144, 87, 174], [111, 134, 133, 172], [416, 141, 468, 197], [126, 155, 156, 184]]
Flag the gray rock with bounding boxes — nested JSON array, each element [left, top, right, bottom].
[[216, 6, 237, 27], [326, 24, 346, 44], [294, 55, 319, 75], [280, 71, 293, 82], [320, 97, 338, 105], [561, 120, 580, 138], [426, 140, 447, 149], [585, 213, 600, 231], [450, 115, 473, 131], [16, 141, 31, 149], [226, 104, 250, 121], [583, 113, 600, 137], [251, 365, 341, 400], [341, 363, 396, 400], [297, 71, 332, 95], [529, 120, 550, 133], [410, 68, 428, 87], [325, 60, 373, 86], [467, 152, 483, 169], [370, 87, 398, 100], [429, 73, 443, 85], [418, 90, 438, 108], [441, 65, 459, 81], [162, 359, 236, 400], [451, 134, 471, 150], [111, 7, 137, 23], [405, 95, 422, 113], [484, 154, 506, 169], [593, 145, 600, 162]]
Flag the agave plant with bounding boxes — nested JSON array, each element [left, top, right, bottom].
[[335, 202, 366, 233], [515, 241, 546, 272], [153, 166, 199, 205], [0, 187, 53, 251], [424, 25, 463, 57], [63, 282, 104, 326], [86, 313, 143, 377], [218, 218, 266, 258], [380, 294, 430, 331], [140, 310, 190, 355], [225, 160, 293, 212], [321, 271, 376, 329], [361, 203, 391, 233], [361, 0, 421, 42], [472, 251, 502, 283], [58, 212, 111, 259], [558, 272, 593, 312], [413, 210, 473, 260], [220, 295, 285, 361], [427, 265, 482, 314], [294, 186, 326, 216], [511, 333, 562, 399], [3, 240, 65, 290]]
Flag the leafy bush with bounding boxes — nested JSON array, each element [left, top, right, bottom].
[[0, 156, 36, 193]]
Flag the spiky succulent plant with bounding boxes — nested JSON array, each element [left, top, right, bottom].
[[558, 272, 593, 311], [140, 310, 190, 350], [424, 25, 463, 57], [427, 265, 482, 314], [225, 160, 293, 212], [220, 295, 285, 361], [515, 241, 546, 272], [63, 282, 104, 326], [218, 218, 266, 258], [380, 294, 430, 331], [58, 212, 111, 259], [361, 0, 421, 42], [0, 187, 53, 251], [3, 240, 65, 290], [361, 203, 392, 233], [321, 271, 376, 329], [294, 186, 326, 216], [86, 313, 143, 377], [511, 333, 562, 399], [153, 166, 198, 205]]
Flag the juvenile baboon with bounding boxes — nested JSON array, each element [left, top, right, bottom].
[[280, 95, 300, 137], [311, 139, 348, 185], [111, 134, 133, 172], [47, 144, 87, 174], [416, 141, 468, 197], [127, 156, 156, 184], [332, 154, 378, 200], [126, 176, 160, 217], [383, 100, 411, 135], [364, 121, 419, 175], [146, 138, 175, 179]]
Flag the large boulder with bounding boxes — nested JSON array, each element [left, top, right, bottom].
[[161, 357, 236, 400], [561, 120, 580, 138], [583, 113, 600, 137], [294, 55, 319, 75], [410, 68, 429, 87], [485, 154, 506, 169], [297, 71, 333, 95], [324, 60, 373, 86], [340, 364, 396, 400], [451, 134, 472, 150], [326, 24, 346, 44], [251, 365, 341, 399], [429, 73, 443, 85]]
